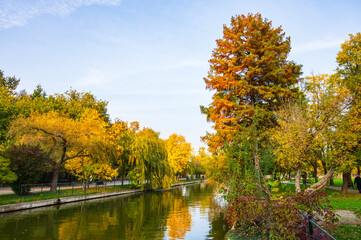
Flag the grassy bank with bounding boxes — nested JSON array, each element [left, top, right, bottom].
[[0, 184, 136, 206], [0, 179, 205, 206]]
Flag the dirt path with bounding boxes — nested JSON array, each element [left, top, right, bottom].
[[334, 210, 360, 225]]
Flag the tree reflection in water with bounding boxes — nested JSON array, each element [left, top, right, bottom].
[[0, 183, 228, 240]]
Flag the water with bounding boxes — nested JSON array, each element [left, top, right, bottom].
[[0, 182, 228, 239]]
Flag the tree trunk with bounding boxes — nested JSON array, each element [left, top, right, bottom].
[[347, 173, 353, 188], [295, 165, 302, 193], [83, 179, 86, 192], [253, 147, 262, 184], [50, 168, 60, 193], [302, 171, 307, 185], [122, 167, 125, 186], [357, 167, 360, 175], [281, 172, 286, 180], [305, 167, 334, 193], [329, 175, 334, 186], [341, 172, 351, 195], [313, 164, 318, 183]]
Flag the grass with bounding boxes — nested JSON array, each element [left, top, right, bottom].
[[0, 184, 136, 206], [326, 190, 361, 217], [330, 224, 361, 240]]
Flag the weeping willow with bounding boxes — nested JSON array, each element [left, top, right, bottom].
[[131, 128, 173, 189]]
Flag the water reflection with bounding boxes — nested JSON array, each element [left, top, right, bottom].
[[0, 183, 228, 240]]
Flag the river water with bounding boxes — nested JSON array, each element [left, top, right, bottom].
[[0, 182, 228, 239]]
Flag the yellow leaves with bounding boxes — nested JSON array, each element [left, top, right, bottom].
[[92, 163, 117, 180], [271, 103, 311, 170], [165, 133, 193, 175], [8, 110, 113, 175]]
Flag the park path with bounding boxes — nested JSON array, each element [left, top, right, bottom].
[[326, 185, 359, 193], [282, 180, 360, 193]]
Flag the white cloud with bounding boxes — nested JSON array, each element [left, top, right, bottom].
[[292, 38, 343, 53], [0, 0, 121, 29]]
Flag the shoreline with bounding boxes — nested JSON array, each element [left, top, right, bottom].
[[0, 180, 205, 214]]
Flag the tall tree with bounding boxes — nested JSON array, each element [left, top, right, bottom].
[[272, 74, 355, 193], [336, 32, 361, 194], [130, 128, 171, 189], [201, 13, 301, 193], [165, 133, 192, 178], [201, 13, 301, 152]]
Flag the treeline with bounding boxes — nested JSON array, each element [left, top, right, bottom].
[[0, 72, 209, 194], [201, 13, 360, 239]]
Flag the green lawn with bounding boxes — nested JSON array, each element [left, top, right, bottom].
[[326, 190, 361, 217], [0, 184, 136, 206], [330, 224, 361, 240]]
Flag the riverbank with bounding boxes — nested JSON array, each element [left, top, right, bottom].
[[0, 180, 205, 214]]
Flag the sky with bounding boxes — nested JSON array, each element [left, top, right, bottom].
[[0, 0, 361, 151]]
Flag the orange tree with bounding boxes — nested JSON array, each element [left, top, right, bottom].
[[201, 13, 301, 191]]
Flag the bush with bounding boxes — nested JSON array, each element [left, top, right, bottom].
[[3, 144, 50, 195], [226, 191, 337, 240]]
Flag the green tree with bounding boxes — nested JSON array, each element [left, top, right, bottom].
[[0, 70, 20, 92], [3, 145, 50, 195], [130, 128, 172, 189], [0, 156, 17, 184]]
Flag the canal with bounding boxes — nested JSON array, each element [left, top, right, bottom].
[[0, 182, 228, 239]]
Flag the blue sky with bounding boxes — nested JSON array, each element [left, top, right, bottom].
[[1, 0, 360, 150]]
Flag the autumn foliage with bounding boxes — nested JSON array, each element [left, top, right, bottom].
[[202, 13, 301, 151]]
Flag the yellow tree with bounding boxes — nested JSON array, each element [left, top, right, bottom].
[[336, 32, 361, 193], [8, 109, 108, 192], [272, 74, 355, 192], [188, 147, 210, 178], [165, 133, 192, 179], [271, 104, 311, 192]]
